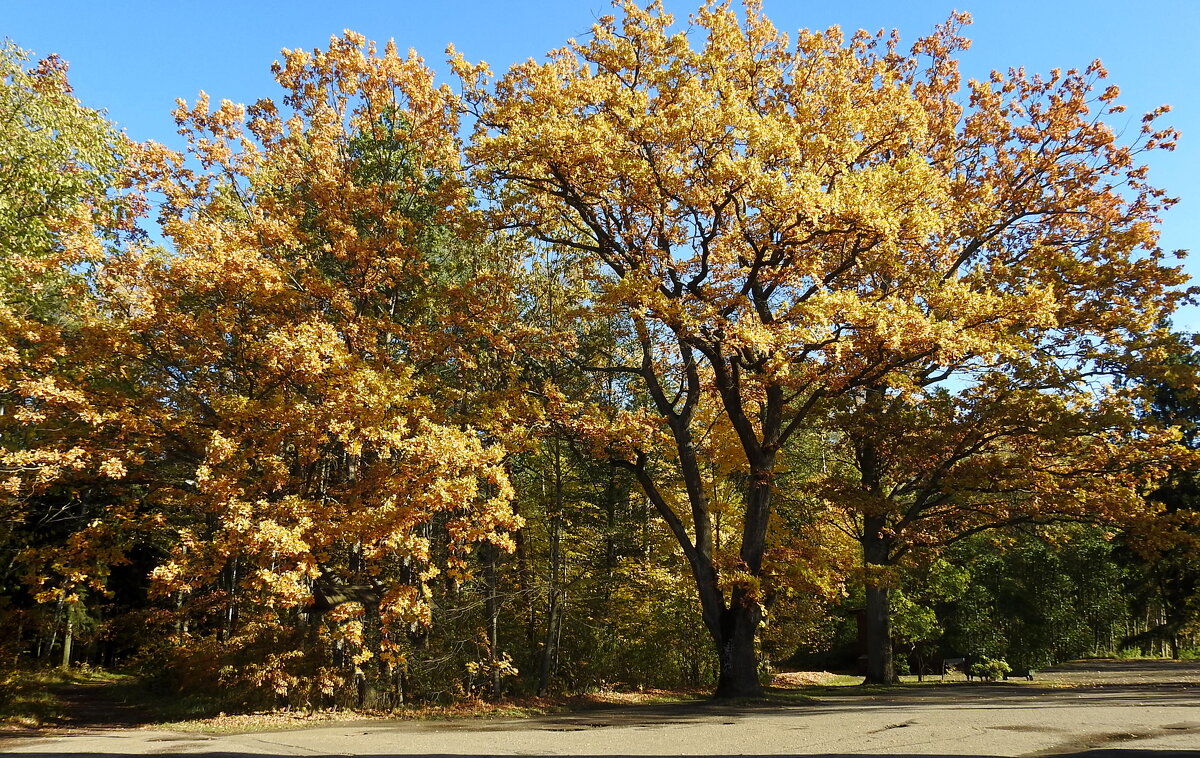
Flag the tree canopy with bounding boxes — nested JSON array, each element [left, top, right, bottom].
[[457, 0, 1187, 691], [0, 2, 1195, 707]]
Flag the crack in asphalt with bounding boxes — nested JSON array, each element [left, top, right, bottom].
[[241, 734, 330, 756], [1029, 724, 1200, 756], [988, 724, 1064, 733]]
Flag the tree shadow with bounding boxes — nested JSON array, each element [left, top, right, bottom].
[[2, 752, 1200, 758]]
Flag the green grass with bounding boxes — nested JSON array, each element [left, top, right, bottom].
[[0, 670, 64, 727], [0, 666, 130, 728], [0, 665, 231, 730]]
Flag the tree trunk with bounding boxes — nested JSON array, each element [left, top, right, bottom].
[[483, 544, 502, 700], [621, 454, 767, 700], [60, 619, 73, 669], [614, 328, 777, 700], [604, 461, 618, 596], [513, 512, 536, 652], [862, 516, 896, 685], [537, 589, 561, 696], [856, 400, 897, 686], [713, 600, 761, 698], [863, 582, 894, 684], [537, 439, 565, 696]]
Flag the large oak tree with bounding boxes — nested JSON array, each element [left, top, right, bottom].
[[460, 1, 1185, 695]]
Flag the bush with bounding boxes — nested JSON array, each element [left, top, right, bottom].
[[969, 657, 1011, 682]]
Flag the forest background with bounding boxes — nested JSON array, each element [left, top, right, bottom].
[[3, 0, 1200, 710]]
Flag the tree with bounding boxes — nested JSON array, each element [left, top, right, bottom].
[[8, 33, 523, 706], [0, 41, 133, 668], [0, 39, 127, 519], [945, 527, 1135, 671], [459, 1, 1184, 695], [0, 41, 127, 311], [819, 372, 1181, 682], [1119, 340, 1200, 657]]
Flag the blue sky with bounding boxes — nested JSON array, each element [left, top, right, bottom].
[[5, 0, 1199, 329]]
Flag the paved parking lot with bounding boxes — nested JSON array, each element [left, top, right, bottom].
[[3, 659, 1199, 756]]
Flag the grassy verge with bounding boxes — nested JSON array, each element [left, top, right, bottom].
[[2, 667, 711, 735], [0, 667, 129, 729], [0, 669, 64, 728]]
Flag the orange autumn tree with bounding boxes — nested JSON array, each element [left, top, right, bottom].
[[69, 32, 522, 706], [459, 1, 1185, 696]]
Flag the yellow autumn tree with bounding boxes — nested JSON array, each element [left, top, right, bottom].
[[0, 42, 140, 668], [20, 32, 523, 706], [459, 1, 1186, 695], [0, 41, 126, 534]]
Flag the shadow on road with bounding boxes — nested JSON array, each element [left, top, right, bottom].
[[1044, 659, 1200, 674], [801, 683, 1200, 716], [3, 751, 1200, 758]]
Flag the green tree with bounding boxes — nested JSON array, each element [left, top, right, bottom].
[[945, 528, 1132, 671], [0, 41, 126, 311]]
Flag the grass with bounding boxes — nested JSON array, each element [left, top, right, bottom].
[[761, 668, 1057, 700], [0, 669, 711, 735], [0, 670, 64, 728], [0, 666, 130, 729], [144, 668, 1075, 732], [0, 664, 238, 731]]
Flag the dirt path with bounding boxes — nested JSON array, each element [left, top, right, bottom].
[[31, 679, 153, 733]]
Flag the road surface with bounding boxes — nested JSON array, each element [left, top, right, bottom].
[[3, 659, 1199, 756]]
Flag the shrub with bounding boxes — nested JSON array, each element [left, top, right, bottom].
[[969, 657, 1011, 681]]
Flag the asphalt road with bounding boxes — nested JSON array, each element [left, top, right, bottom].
[[3, 660, 1200, 757]]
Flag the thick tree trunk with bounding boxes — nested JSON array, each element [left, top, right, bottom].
[[713, 600, 761, 698], [615, 329, 777, 701], [621, 452, 770, 700], [709, 465, 773, 699], [863, 582, 894, 684], [856, 404, 897, 687], [862, 518, 896, 685]]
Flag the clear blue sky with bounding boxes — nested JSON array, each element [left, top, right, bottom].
[[5, 0, 1199, 329]]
